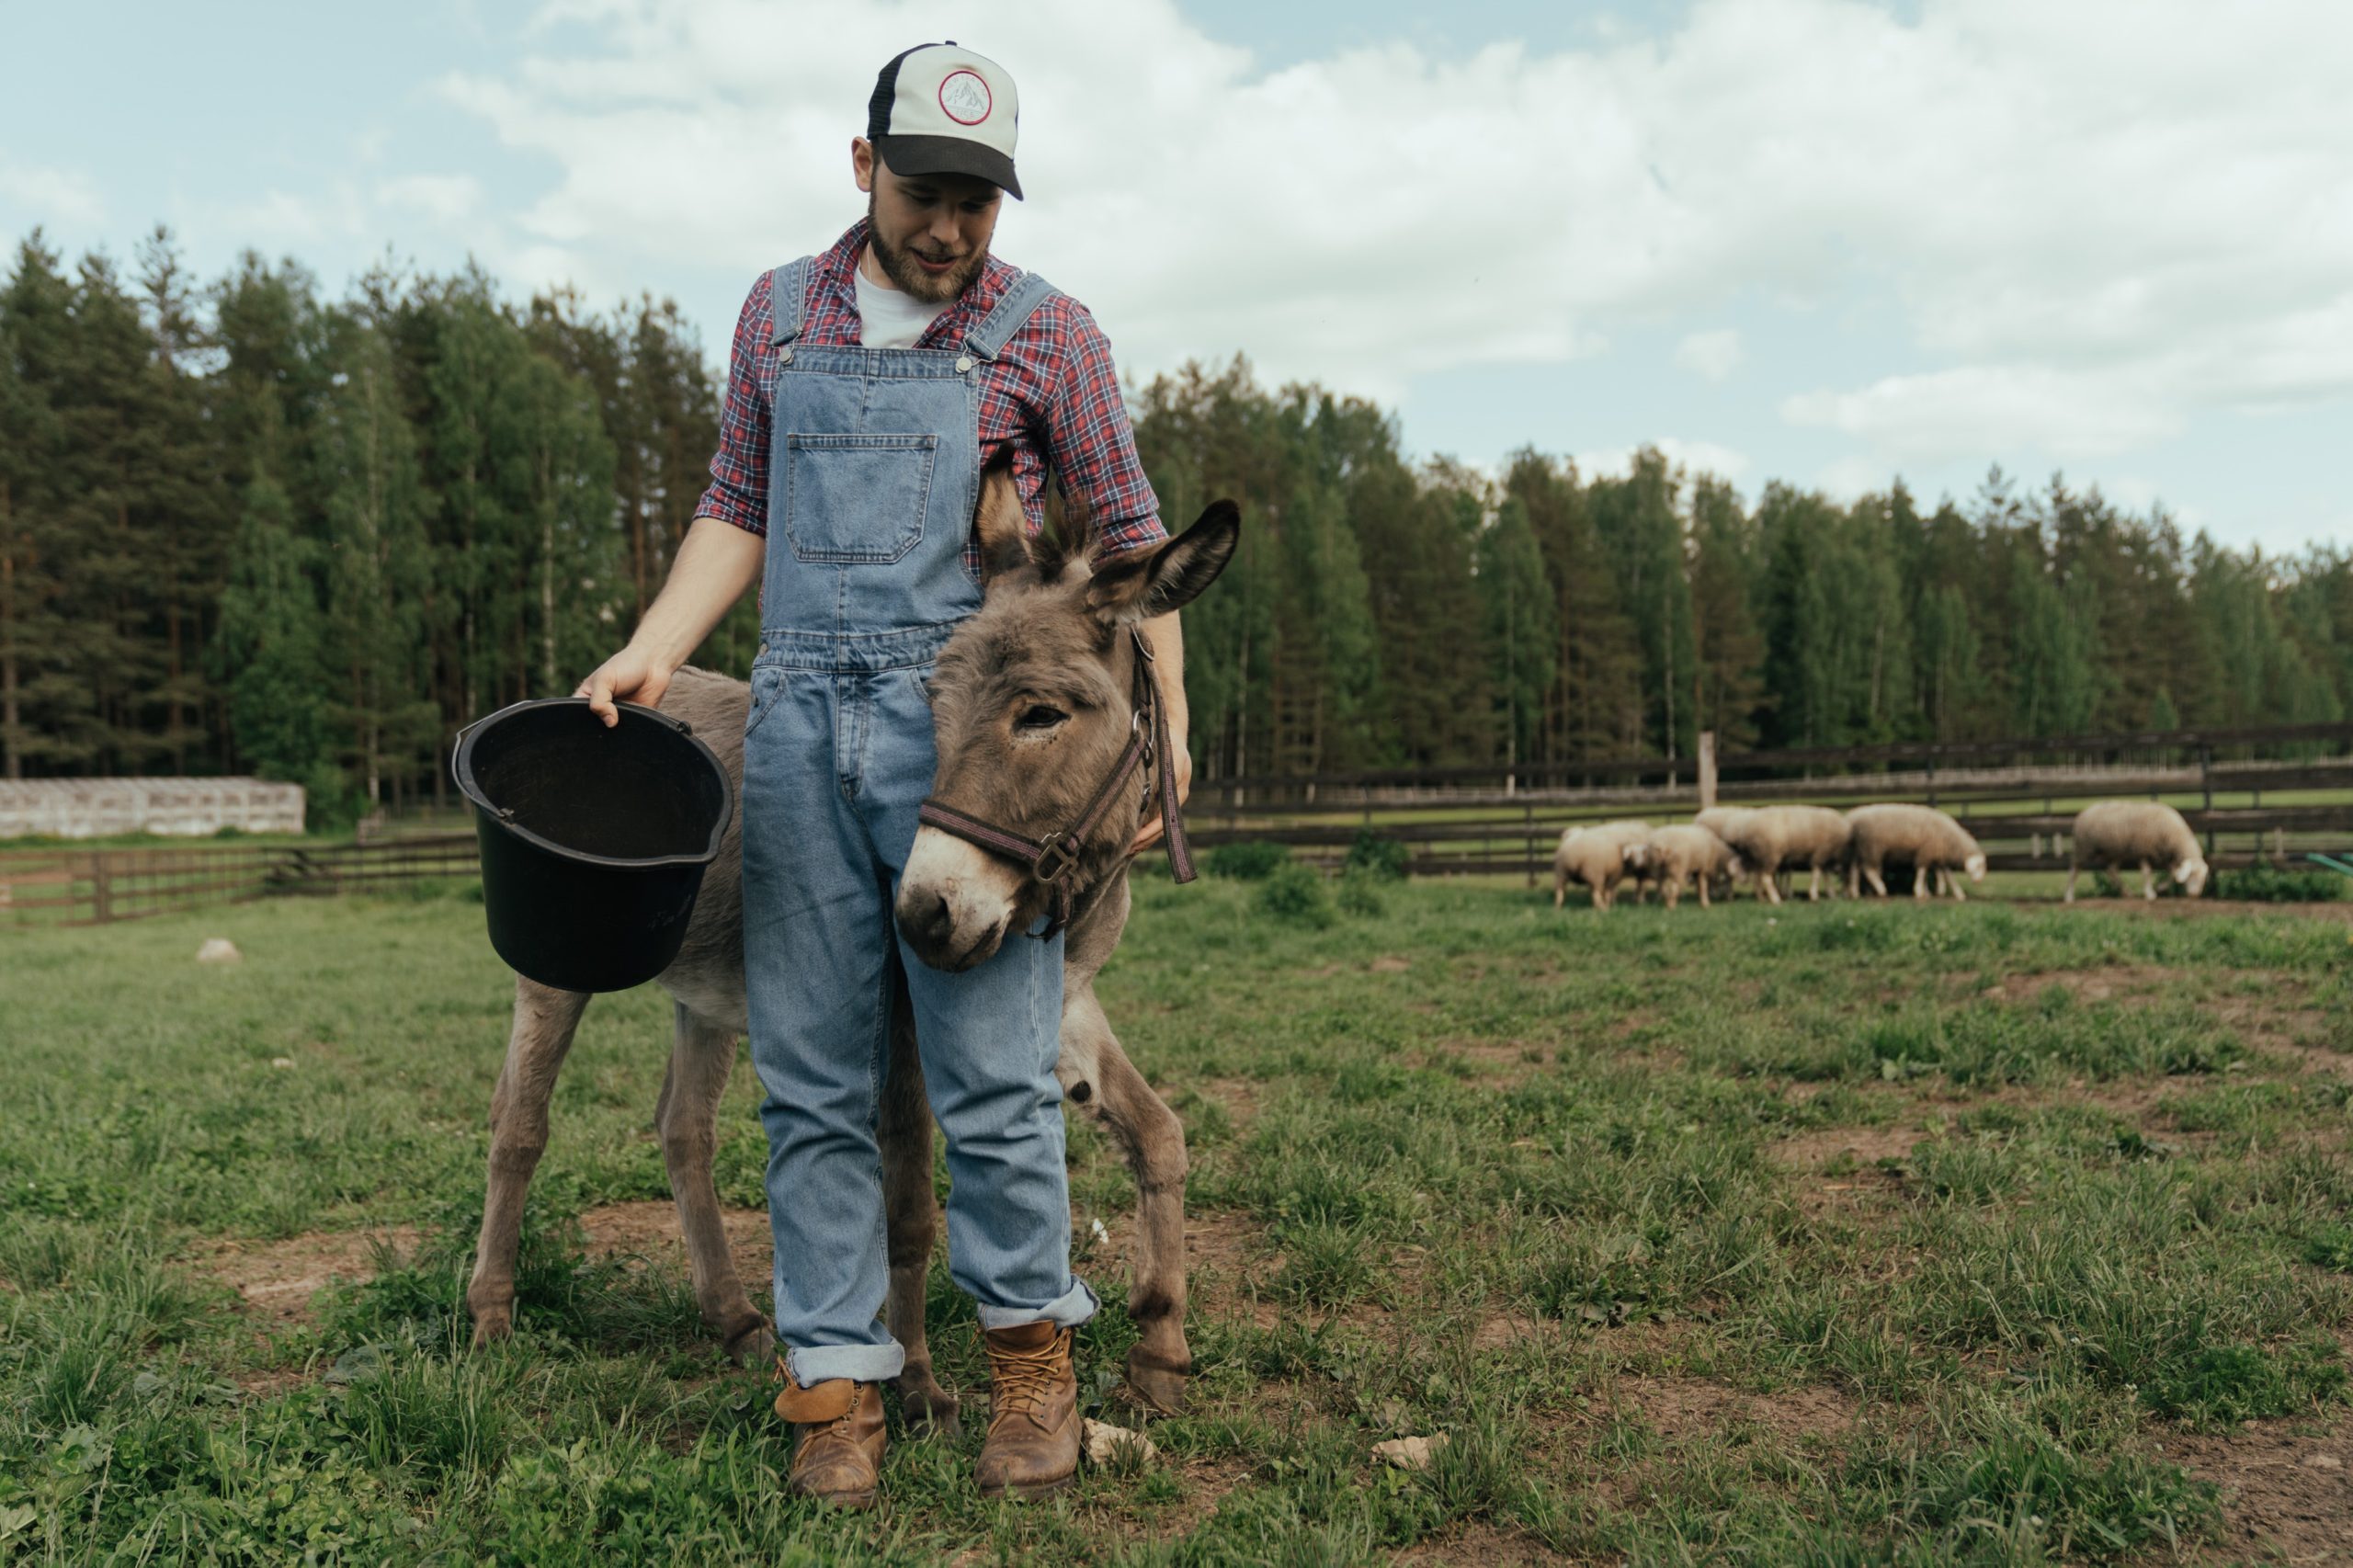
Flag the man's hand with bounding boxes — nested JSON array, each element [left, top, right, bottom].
[[566, 515, 765, 726], [575, 644, 676, 728], [1129, 729, 1191, 856], [1127, 609, 1190, 856]]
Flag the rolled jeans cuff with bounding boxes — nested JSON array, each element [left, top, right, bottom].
[[977, 1275, 1099, 1332], [786, 1341, 906, 1389]]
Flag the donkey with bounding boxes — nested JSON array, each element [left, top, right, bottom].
[[464, 466, 1241, 1426]]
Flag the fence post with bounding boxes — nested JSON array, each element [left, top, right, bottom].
[[1524, 799, 1536, 888], [2200, 746, 2215, 857], [91, 850, 111, 923], [1697, 731, 1717, 811]]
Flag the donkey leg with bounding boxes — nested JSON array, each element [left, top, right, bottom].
[[468, 977, 592, 1346], [1060, 993, 1191, 1415], [654, 1002, 771, 1364], [880, 984, 961, 1435]]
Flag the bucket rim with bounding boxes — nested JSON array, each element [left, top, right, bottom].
[[451, 696, 734, 871]]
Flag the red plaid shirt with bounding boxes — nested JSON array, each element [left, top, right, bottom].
[[697, 220, 1165, 573]]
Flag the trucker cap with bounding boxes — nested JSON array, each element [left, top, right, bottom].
[[867, 41, 1023, 199]]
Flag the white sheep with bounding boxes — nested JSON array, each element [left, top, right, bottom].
[[1845, 803, 1987, 901], [1642, 824, 1746, 909], [1552, 819, 1654, 912], [2066, 801, 2210, 902], [1700, 804, 1851, 904]]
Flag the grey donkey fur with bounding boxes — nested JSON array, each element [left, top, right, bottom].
[[465, 477, 1240, 1427]]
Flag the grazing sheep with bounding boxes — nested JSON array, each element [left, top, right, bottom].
[[2067, 801, 2210, 902], [1845, 803, 1987, 901], [1643, 824, 1746, 909], [1701, 804, 1851, 904], [1552, 819, 1654, 912]]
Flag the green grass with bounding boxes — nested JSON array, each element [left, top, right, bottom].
[[5, 881, 2352, 1562]]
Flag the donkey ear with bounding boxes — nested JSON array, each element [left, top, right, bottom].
[[1086, 501, 1241, 624], [973, 448, 1033, 585]]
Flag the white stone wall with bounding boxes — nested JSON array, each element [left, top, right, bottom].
[[0, 778, 306, 839]]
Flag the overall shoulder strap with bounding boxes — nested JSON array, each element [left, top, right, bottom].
[[766, 256, 814, 347], [962, 270, 1060, 362]]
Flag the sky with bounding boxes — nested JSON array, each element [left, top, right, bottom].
[[5, 0, 2351, 555]]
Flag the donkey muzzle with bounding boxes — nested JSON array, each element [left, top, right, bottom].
[[896, 826, 1024, 971]]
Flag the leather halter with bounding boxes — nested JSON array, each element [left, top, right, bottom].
[[916, 626, 1196, 936]]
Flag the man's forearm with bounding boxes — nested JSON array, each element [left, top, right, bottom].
[[1140, 610, 1187, 742], [631, 516, 767, 666]]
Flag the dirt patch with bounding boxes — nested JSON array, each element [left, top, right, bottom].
[[1472, 1312, 1558, 1351], [196, 1203, 781, 1327], [581, 1199, 774, 1288], [2158, 1418, 2353, 1564], [1770, 1124, 1923, 1171], [1984, 963, 2179, 1008], [1178, 1210, 1273, 1325], [1768, 1124, 1923, 1221], [1611, 1373, 1856, 1447], [1186, 1076, 1265, 1128], [200, 1226, 421, 1323], [1396, 1523, 1565, 1565], [1369, 954, 1413, 974], [1426, 1038, 1550, 1083]]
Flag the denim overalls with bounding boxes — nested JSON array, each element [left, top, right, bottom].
[[740, 256, 1096, 1388]]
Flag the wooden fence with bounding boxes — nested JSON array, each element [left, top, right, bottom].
[[0, 834, 479, 926], [12, 717, 2353, 922]]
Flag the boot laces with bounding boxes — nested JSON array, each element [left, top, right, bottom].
[[989, 1333, 1065, 1425]]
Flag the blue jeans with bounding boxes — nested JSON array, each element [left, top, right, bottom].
[[741, 254, 1094, 1387]]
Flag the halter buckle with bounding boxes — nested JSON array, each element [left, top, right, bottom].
[[1033, 832, 1081, 884]]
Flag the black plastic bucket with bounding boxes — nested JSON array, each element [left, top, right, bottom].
[[452, 698, 733, 994]]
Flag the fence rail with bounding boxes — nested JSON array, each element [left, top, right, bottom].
[[1194, 722, 2353, 808], [0, 834, 479, 926], [13, 715, 2353, 924]]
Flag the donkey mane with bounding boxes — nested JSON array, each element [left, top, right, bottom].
[[1031, 488, 1098, 585]]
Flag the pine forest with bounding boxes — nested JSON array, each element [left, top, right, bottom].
[[6, 230, 2351, 824]]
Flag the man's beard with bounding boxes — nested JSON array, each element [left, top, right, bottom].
[[867, 192, 988, 303]]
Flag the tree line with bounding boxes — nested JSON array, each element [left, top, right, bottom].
[[5, 232, 2350, 822]]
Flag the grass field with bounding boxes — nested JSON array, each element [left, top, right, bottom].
[[6, 879, 2353, 1563]]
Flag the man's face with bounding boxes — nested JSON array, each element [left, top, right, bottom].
[[856, 141, 1002, 304]]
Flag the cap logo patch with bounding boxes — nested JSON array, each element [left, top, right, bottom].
[[938, 68, 992, 125]]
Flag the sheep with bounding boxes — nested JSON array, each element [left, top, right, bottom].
[[1642, 824, 1746, 909], [1845, 803, 1987, 901], [1701, 804, 1851, 904], [2066, 801, 2210, 902], [1552, 819, 1654, 912]]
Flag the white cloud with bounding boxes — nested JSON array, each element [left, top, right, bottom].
[[415, 0, 2353, 449], [1675, 328, 1742, 382], [377, 174, 485, 226], [0, 151, 105, 228]]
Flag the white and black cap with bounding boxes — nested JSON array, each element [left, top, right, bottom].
[[867, 41, 1023, 199]]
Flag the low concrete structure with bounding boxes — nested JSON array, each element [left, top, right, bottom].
[[0, 778, 305, 839]]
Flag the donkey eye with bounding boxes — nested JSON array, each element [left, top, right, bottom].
[[1016, 704, 1069, 731]]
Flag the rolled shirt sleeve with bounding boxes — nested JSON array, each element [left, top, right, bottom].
[[695, 272, 774, 536], [1046, 302, 1165, 560]]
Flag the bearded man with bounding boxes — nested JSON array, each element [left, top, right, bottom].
[[574, 41, 1188, 1507]]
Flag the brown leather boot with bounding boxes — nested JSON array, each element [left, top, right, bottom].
[[975, 1321, 1080, 1499], [774, 1364, 886, 1509]]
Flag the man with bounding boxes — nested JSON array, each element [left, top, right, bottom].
[[574, 42, 1188, 1507]]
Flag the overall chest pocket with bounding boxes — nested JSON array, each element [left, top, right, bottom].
[[781, 432, 938, 563]]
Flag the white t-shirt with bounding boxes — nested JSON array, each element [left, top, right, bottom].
[[854, 261, 952, 349]]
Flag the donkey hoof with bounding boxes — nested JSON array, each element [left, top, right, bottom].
[[722, 1315, 775, 1368], [895, 1380, 962, 1439], [469, 1307, 513, 1348], [1123, 1349, 1190, 1415]]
